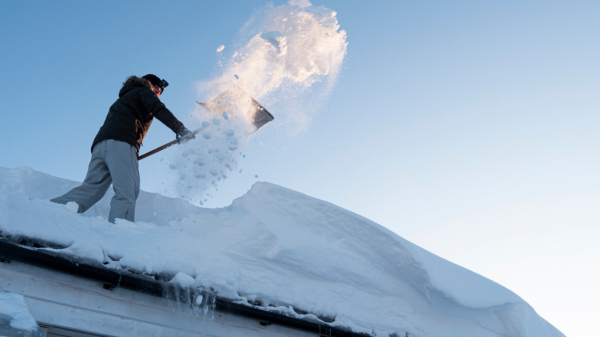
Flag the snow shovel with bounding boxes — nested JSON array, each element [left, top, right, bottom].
[[138, 94, 273, 161], [196, 90, 274, 133]]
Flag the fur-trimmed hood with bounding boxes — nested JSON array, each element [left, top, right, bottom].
[[119, 75, 152, 98]]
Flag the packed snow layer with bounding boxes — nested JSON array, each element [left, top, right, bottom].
[[0, 167, 563, 337]]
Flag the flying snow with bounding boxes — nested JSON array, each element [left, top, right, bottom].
[[260, 31, 287, 55], [202, 0, 347, 106], [289, 0, 313, 8], [163, 0, 348, 205]]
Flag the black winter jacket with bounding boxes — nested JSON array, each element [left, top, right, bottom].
[[92, 76, 184, 153]]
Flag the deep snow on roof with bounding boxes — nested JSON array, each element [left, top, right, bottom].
[[0, 166, 563, 337]]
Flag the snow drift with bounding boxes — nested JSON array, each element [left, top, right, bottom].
[[0, 166, 563, 337]]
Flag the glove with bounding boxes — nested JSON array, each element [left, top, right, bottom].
[[176, 127, 196, 144]]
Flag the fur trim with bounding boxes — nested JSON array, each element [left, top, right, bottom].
[[123, 75, 152, 89]]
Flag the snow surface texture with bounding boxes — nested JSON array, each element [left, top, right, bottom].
[[0, 167, 563, 337]]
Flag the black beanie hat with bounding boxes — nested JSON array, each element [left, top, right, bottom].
[[142, 74, 168, 93]]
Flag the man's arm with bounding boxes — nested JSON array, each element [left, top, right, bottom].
[[139, 88, 185, 133]]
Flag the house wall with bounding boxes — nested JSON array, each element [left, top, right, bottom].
[[0, 260, 316, 337]]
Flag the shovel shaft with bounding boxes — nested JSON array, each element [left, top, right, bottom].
[[138, 93, 273, 161], [138, 127, 203, 161]]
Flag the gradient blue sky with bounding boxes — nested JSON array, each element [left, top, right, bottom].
[[1, 1, 599, 336]]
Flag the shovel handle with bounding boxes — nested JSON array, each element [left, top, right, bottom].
[[139, 94, 273, 161], [138, 127, 204, 161]]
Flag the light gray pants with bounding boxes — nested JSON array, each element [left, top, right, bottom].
[[51, 139, 140, 223]]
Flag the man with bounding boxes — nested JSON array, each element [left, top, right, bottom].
[[51, 74, 194, 223]]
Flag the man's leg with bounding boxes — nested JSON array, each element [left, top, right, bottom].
[[104, 140, 140, 223], [50, 140, 112, 213]]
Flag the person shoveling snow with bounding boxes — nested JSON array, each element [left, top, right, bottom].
[[50, 74, 195, 223]]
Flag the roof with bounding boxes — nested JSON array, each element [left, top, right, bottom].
[[0, 234, 369, 337]]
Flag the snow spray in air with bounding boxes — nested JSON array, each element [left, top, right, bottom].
[[203, 0, 348, 131], [164, 0, 347, 205]]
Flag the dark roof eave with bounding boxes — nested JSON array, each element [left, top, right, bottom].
[[0, 237, 370, 337]]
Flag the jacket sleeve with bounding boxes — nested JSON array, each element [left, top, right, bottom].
[[139, 88, 185, 133]]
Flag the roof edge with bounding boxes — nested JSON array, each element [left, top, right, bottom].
[[0, 237, 371, 337]]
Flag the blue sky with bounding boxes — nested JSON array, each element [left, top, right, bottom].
[[1, 1, 599, 336]]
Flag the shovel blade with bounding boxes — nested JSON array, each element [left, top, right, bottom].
[[197, 91, 274, 134]]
